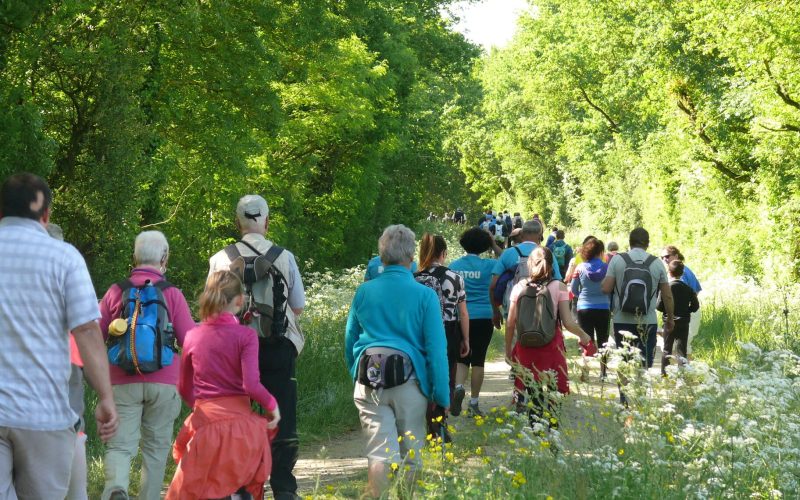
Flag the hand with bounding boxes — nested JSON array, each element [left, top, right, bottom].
[[266, 405, 281, 430], [505, 346, 514, 365], [492, 311, 503, 330], [579, 340, 597, 358], [664, 317, 675, 334], [95, 396, 119, 443], [459, 339, 470, 358]]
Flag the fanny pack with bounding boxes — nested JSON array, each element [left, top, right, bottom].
[[357, 351, 412, 389]]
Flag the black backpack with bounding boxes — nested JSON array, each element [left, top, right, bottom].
[[224, 241, 289, 341], [515, 279, 558, 347], [617, 253, 658, 315], [414, 266, 449, 317]]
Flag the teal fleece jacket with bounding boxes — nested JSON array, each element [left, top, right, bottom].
[[345, 265, 450, 408]]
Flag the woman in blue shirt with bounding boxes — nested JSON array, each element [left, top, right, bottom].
[[345, 225, 449, 498], [570, 237, 611, 379], [448, 227, 499, 417]]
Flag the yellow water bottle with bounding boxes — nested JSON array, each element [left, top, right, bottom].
[[108, 318, 127, 337]]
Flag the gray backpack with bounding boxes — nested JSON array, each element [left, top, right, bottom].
[[617, 253, 657, 315], [515, 279, 558, 347], [224, 241, 289, 341]]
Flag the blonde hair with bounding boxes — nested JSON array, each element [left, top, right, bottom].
[[528, 246, 554, 283], [200, 271, 244, 320]]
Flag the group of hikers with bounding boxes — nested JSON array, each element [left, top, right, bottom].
[[0, 171, 702, 500], [351, 212, 702, 496], [1, 174, 303, 500]]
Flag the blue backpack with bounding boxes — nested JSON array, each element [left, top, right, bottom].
[[107, 279, 175, 374]]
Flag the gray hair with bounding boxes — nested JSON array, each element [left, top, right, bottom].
[[46, 223, 64, 241], [607, 241, 619, 252], [378, 224, 416, 266], [521, 220, 542, 236], [134, 230, 169, 266]]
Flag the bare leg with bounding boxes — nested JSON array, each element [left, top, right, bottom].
[[470, 366, 485, 398], [367, 462, 389, 498], [455, 363, 469, 387]]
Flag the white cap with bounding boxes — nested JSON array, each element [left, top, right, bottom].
[[236, 194, 269, 224]]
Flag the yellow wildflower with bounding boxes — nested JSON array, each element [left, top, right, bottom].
[[445, 452, 455, 462], [618, 448, 625, 456], [475, 446, 483, 455], [390, 463, 399, 471]]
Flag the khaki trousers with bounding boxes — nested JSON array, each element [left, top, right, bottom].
[[102, 383, 181, 500], [0, 426, 75, 500]]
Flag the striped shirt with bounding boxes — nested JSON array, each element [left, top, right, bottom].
[[0, 217, 100, 430]]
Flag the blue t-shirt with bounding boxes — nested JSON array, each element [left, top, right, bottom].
[[491, 242, 562, 280], [449, 254, 497, 319], [681, 265, 702, 293], [364, 256, 417, 281]]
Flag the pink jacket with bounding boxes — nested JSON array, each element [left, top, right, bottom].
[[178, 312, 277, 411], [99, 267, 196, 386]]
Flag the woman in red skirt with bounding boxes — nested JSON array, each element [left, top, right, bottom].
[[505, 246, 595, 428], [167, 271, 280, 500]]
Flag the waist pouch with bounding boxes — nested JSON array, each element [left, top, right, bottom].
[[357, 352, 411, 389]]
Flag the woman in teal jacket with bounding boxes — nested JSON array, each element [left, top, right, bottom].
[[345, 224, 449, 497]]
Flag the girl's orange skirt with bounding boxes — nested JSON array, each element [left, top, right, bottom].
[[166, 396, 276, 500]]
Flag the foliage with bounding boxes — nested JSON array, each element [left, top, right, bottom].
[[450, 0, 800, 281], [0, 0, 482, 295]]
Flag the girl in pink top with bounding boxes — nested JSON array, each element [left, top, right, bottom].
[[168, 271, 280, 500], [505, 246, 594, 429]]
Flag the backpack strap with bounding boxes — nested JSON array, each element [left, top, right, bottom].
[[514, 246, 523, 258], [263, 244, 284, 265], [224, 243, 243, 262], [431, 265, 449, 282], [620, 252, 634, 266]]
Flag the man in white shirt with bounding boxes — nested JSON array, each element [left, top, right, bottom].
[[0, 173, 118, 499]]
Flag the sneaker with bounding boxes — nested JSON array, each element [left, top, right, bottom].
[[451, 386, 465, 416], [467, 400, 485, 418], [109, 490, 129, 500]]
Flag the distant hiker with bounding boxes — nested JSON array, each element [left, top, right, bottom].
[[570, 237, 611, 379], [548, 229, 573, 280], [345, 225, 449, 498], [454, 208, 466, 224], [503, 210, 513, 233], [426, 211, 437, 221], [505, 246, 594, 426], [208, 194, 306, 500], [602, 228, 674, 369], [415, 233, 470, 441], [365, 254, 417, 281], [657, 261, 700, 375], [564, 235, 598, 286], [449, 228, 501, 417], [545, 226, 558, 248], [0, 173, 118, 500], [606, 241, 619, 263], [167, 271, 280, 500], [512, 212, 523, 229], [661, 245, 702, 357], [99, 230, 195, 500]]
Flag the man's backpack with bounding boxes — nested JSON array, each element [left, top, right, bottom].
[[515, 280, 558, 347], [494, 246, 522, 305], [500, 246, 531, 312], [107, 280, 175, 374], [414, 266, 449, 317], [225, 241, 289, 341], [617, 253, 658, 315], [552, 243, 567, 267]]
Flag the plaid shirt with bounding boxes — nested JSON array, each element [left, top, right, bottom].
[[0, 217, 100, 430]]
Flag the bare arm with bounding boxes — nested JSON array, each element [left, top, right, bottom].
[[659, 281, 675, 331], [558, 299, 591, 344], [292, 308, 303, 316], [601, 275, 615, 295], [489, 238, 503, 257], [505, 295, 518, 363], [458, 300, 470, 357], [72, 320, 118, 442]]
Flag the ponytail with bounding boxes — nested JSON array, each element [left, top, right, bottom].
[[419, 233, 447, 270], [200, 270, 244, 320]]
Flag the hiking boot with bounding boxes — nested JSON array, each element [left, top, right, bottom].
[[451, 386, 465, 416], [467, 400, 485, 418]]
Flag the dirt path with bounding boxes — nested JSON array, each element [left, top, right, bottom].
[[291, 342, 665, 496]]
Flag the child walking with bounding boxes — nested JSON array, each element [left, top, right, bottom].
[[167, 271, 280, 500], [657, 260, 700, 375]]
